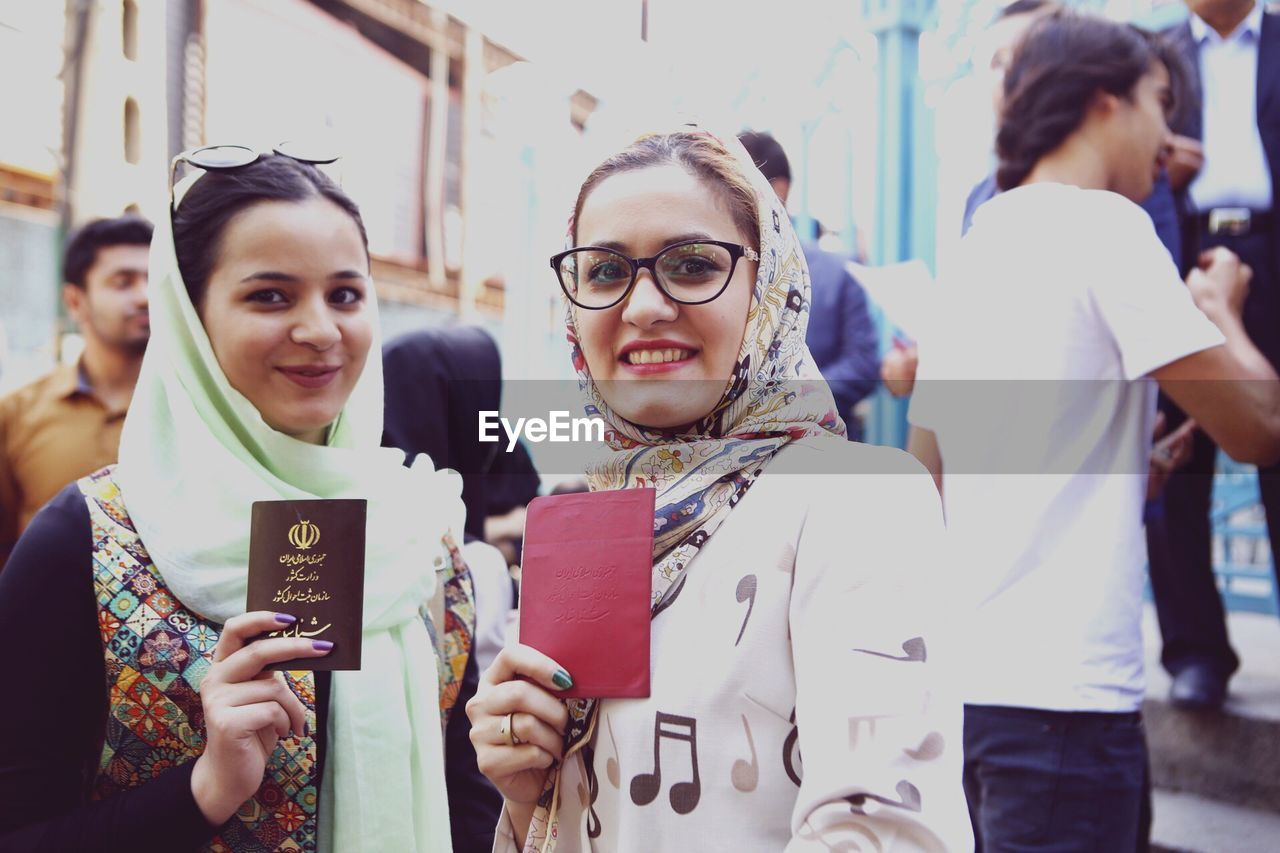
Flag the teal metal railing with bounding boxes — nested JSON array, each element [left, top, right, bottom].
[[1212, 458, 1279, 615]]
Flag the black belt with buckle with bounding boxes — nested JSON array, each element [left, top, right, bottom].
[[1195, 207, 1275, 237]]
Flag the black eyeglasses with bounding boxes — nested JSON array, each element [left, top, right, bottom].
[[168, 142, 340, 213], [551, 239, 760, 310]]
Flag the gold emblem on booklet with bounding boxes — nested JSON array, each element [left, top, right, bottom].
[[246, 499, 366, 671], [288, 519, 321, 550]]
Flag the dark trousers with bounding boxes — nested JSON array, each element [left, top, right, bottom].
[[1147, 226, 1280, 679], [963, 705, 1150, 852]]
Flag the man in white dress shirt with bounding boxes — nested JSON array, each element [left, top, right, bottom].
[[1144, 0, 1280, 711]]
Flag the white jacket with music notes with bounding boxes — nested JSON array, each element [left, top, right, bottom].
[[495, 439, 973, 852]]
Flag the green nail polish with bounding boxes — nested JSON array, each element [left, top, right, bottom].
[[552, 669, 574, 690]]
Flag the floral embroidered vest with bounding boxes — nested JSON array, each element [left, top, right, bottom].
[[434, 534, 476, 726], [82, 469, 322, 852], [79, 467, 477, 851]]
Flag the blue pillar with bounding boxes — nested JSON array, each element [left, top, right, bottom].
[[860, 0, 937, 448]]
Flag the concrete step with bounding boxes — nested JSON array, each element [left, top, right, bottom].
[[1142, 606, 1280, 813], [1151, 788, 1280, 853]]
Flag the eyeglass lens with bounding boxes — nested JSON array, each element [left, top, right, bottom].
[[559, 243, 735, 308]]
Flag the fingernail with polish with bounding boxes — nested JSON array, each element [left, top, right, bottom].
[[313, 640, 334, 652], [275, 613, 297, 624], [552, 669, 574, 690]]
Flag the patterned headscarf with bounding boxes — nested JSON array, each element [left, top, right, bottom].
[[524, 127, 846, 852]]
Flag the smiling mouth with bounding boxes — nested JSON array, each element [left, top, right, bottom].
[[623, 348, 695, 365], [277, 365, 341, 388]]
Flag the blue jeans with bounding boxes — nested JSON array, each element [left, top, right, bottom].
[[963, 705, 1150, 852]]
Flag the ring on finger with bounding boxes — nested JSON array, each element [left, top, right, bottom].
[[505, 711, 526, 747]]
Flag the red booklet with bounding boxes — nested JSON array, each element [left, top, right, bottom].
[[519, 489, 655, 699]]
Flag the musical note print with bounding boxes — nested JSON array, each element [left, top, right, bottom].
[[731, 714, 759, 792], [846, 780, 923, 815], [582, 742, 603, 838], [904, 731, 946, 762], [606, 714, 621, 788], [630, 712, 701, 814], [783, 707, 802, 786], [734, 574, 757, 646], [852, 636, 927, 663]]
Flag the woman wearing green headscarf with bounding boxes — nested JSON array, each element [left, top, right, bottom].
[[0, 151, 469, 851]]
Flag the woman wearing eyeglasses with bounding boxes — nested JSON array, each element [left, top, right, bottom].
[[0, 151, 471, 851], [465, 129, 971, 852]]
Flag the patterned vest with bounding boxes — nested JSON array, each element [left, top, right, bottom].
[[80, 467, 477, 852]]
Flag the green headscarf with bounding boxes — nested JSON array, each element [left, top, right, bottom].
[[115, 178, 461, 851]]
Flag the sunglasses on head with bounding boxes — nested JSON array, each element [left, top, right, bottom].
[[168, 142, 340, 213]]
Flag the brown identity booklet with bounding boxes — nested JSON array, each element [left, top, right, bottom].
[[246, 499, 367, 671], [519, 489, 655, 699]]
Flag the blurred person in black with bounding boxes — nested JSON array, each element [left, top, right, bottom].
[[383, 325, 541, 546]]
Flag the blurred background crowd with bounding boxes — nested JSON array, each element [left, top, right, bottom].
[[0, 0, 1188, 394]]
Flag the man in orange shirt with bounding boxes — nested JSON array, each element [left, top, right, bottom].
[[0, 215, 152, 567]]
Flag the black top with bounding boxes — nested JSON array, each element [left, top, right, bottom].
[[0, 485, 221, 851]]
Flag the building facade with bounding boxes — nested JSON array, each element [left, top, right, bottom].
[[0, 0, 598, 390]]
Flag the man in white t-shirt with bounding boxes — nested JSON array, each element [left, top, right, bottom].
[[912, 184, 1226, 713], [907, 11, 1280, 850], [913, 184, 1276, 853]]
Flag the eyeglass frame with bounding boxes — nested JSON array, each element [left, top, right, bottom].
[[550, 239, 761, 310], [168, 142, 340, 215]]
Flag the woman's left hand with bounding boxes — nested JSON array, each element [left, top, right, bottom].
[[190, 611, 331, 825], [466, 645, 572, 816]]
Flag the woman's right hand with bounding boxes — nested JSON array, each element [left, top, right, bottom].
[[190, 611, 334, 826], [466, 644, 573, 808]]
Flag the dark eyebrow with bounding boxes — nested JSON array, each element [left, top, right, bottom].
[[593, 232, 716, 253], [105, 266, 148, 278], [240, 270, 366, 284]]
